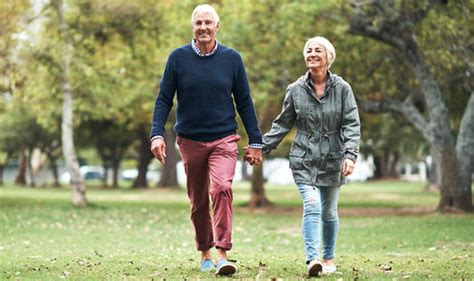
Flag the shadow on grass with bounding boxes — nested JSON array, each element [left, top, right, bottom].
[[0, 196, 189, 211]]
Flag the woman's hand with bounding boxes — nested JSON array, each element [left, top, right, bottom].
[[342, 158, 355, 176]]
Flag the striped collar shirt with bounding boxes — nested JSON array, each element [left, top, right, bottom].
[[191, 39, 219, 57]]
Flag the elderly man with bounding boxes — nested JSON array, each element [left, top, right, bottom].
[[150, 4, 262, 275]]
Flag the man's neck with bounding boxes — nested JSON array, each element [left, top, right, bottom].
[[196, 40, 216, 54]]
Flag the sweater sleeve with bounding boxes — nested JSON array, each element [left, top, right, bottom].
[[232, 54, 262, 144], [150, 52, 177, 139]]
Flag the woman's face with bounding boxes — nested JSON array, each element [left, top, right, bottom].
[[304, 42, 328, 70]]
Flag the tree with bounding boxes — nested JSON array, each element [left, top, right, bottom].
[[157, 111, 179, 188], [347, 0, 472, 211], [68, 0, 171, 189], [53, 0, 87, 206], [0, 0, 31, 186], [82, 120, 135, 188], [132, 125, 154, 188], [0, 97, 59, 187]]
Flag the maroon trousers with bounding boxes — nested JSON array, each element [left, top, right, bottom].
[[176, 134, 240, 251]]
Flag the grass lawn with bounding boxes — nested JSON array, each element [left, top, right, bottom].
[[1, 181, 473, 280]]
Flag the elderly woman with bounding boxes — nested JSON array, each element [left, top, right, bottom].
[[259, 36, 360, 276]]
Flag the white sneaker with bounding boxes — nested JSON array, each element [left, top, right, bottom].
[[323, 263, 337, 274], [307, 260, 323, 277]]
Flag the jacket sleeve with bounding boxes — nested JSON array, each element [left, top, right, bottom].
[[262, 87, 296, 154], [341, 83, 360, 162]]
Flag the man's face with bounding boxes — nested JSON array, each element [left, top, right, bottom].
[[192, 12, 218, 45]]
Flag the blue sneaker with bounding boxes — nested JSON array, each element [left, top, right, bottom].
[[215, 259, 236, 275], [200, 259, 216, 272]]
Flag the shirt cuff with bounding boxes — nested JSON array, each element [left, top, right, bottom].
[[262, 145, 272, 155], [248, 143, 263, 149], [344, 151, 357, 162], [150, 135, 164, 142]]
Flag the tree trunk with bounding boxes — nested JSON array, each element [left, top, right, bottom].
[[373, 151, 399, 179], [158, 127, 178, 188], [434, 145, 464, 211], [372, 154, 383, 179], [404, 42, 461, 212], [453, 93, 474, 211], [426, 145, 441, 191], [112, 157, 120, 188], [407, 49, 469, 211], [50, 158, 60, 187], [248, 108, 273, 207], [0, 151, 9, 186], [15, 147, 27, 185], [0, 165, 4, 186], [28, 148, 36, 187], [241, 159, 251, 181], [56, 0, 86, 206], [388, 152, 400, 178], [98, 148, 110, 187], [248, 163, 272, 208], [102, 163, 109, 187], [133, 127, 153, 188], [381, 150, 391, 178]]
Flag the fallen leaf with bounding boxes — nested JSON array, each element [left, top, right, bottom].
[[379, 264, 392, 272]]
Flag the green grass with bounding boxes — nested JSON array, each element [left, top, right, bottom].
[[1, 181, 473, 280]]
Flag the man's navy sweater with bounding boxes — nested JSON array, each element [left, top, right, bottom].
[[150, 43, 262, 144]]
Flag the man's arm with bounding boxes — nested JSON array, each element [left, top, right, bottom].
[[150, 53, 178, 163], [231, 54, 263, 165]]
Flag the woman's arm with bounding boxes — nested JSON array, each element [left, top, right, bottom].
[[341, 83, 361, 162], [262, 87, 297, 154]]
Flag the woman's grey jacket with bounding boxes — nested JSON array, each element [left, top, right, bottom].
[[262, 71, 360, 187]]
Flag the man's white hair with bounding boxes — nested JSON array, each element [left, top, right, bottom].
[[191, 4, 220, 26], [303, 36, 336, 69]]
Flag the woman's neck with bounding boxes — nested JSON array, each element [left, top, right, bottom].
[[309, 68, 327, 85]]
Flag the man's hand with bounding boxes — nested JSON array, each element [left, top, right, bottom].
[[151, 138, 167, 164], [244, 147, 262, 166], [341, 158, 355, 176]]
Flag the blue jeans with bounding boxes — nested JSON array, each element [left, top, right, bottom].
[[297, 184, 340, 263]]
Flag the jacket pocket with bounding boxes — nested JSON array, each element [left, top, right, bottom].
[[325, 151, 343, 172], [289, 134, 307, 170], [289, 153, 305, 170]]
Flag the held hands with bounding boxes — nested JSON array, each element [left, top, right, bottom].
[[151, 138, 166, 164], [243, 147, 263, 166], [342, 158, 355, 176]]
